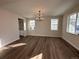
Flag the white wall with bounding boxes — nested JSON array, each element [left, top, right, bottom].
[[0, 8, 19, 47], [62, 5, 79, 50], [27, 16, 62, 37]]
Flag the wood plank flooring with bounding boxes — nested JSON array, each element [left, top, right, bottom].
[[0, 36, 79, 59]]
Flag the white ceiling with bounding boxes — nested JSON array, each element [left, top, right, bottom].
[[0, 0, 79, 18]]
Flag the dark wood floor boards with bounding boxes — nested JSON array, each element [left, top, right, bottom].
[[15, 37, 40, 59], [49, 39, 59, 59], [2, 36, 30, 59], [0, 36, 79, 59]]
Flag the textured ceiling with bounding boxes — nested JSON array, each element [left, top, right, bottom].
[[0, 0, 79, 18]]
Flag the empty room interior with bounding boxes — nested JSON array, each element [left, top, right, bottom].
[[0, 0, 79, 59]]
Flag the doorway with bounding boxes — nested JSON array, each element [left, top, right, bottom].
[[18, 18, 24, 38]]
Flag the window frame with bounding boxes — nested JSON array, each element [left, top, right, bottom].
[[66, 12, 79, 35], [28, 20, 36, 31], [51, 18, 59, 31]]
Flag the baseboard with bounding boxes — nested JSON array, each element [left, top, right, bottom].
[[27, 35, 61, 38], [61, 38, 79, 57]]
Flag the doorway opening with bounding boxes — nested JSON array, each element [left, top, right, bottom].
[[18, 18, 25, 38]]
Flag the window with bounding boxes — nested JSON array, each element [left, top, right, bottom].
[[24, 22, 26, 30], [76, 13, 79, 34], [29, 20, 35, 30], [67, 12, 79, 35], [51, 18, 58, 30]]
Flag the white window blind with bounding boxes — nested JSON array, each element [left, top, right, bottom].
[[29, 20, 35, 31], [51, 19, 58, 30], [67, 12, 79, 35]]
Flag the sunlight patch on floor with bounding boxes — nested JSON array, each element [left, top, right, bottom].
[[0, 46, 10, 51], [30, 53, 43, 59], [0, 43, 26, 52], [9, 43, 26, 48], [0, 47, 10, 54]]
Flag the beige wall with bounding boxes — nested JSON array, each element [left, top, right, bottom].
[[62, 4, 79, 50], [27, 16, 62, 37], [0, 8, 19, 47]]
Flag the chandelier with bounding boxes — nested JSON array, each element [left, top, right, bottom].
[[33, 10, 44, 21]]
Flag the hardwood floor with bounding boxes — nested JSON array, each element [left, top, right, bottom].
[[0, 36, 79, 59]]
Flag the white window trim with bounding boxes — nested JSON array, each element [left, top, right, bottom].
[[51, 18, 58, 31], [66, 12, 79, 35], [28, 20, 36, 31]]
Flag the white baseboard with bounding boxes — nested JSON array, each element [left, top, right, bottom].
[[62, 37, 79, 51]]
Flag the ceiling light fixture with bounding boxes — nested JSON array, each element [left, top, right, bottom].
[[33, 10, 44, 21]]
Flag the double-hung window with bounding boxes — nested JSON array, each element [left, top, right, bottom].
[[51, 18, 58, 31], [29, 20, 35, 31], [76, 13, 79, 34], [67, 12, 79, 35]]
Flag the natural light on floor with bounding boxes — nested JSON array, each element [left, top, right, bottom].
[[0, 43, 26, 52], [30, 53, 43, 59], [0, 47, 10, 51], [9, 43, 26, 48]]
